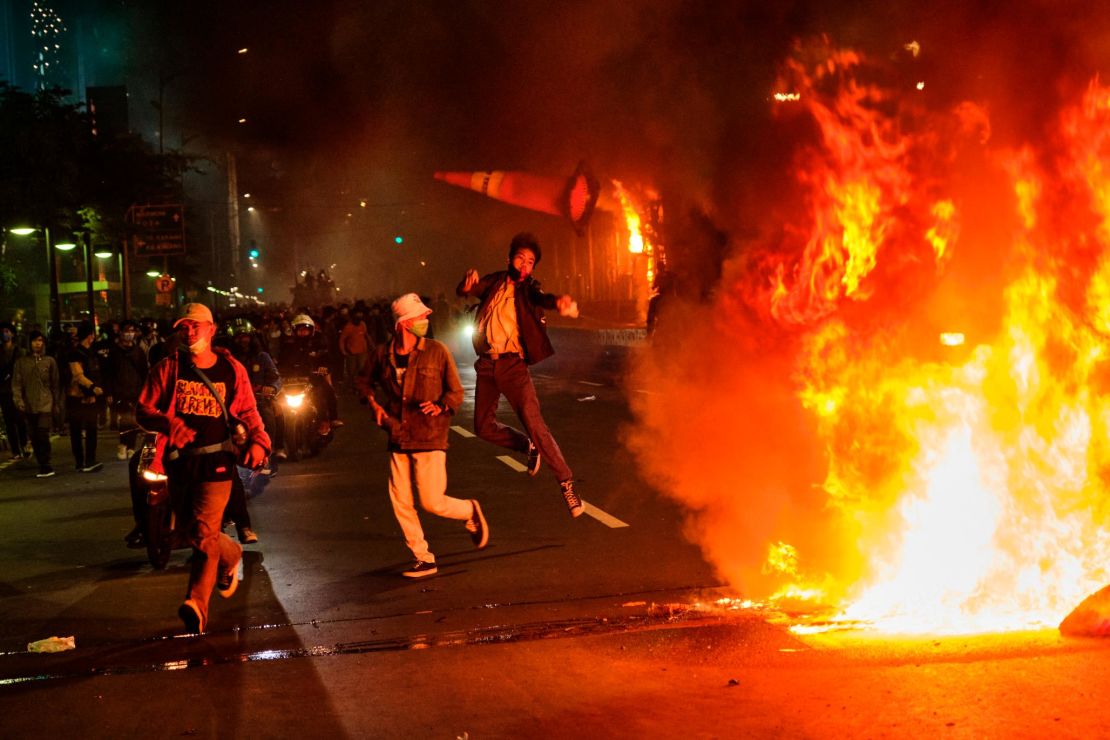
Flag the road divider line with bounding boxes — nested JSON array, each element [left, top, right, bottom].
[[496, 455, 528, 472], [578, 380, 604, 387], [450, 426, 476, 438], [582, 502, 630, 528]]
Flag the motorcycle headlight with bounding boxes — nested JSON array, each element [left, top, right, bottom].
[[286, 392, 305, 409]]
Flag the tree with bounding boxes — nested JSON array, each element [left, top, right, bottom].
[[0, 82, 186, 317]]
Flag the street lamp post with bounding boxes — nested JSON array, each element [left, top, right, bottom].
[[82, 231, 95, 324], [10, 226, 61, 329], [120, 244, 131, 319], [46, 226, 61, 331]]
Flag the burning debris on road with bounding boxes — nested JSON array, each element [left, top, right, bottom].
[[626, 39, 1110, 637]]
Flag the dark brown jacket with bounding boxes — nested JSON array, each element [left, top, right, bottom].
[[356, 338, 463, 451], [456, 270, 558, 365]]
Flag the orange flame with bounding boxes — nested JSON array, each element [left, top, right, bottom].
[[631, 45, 1110, 638], [774, 71, 1110, 634], [755, 46, 958, 327], [613, 180, 656, 283]]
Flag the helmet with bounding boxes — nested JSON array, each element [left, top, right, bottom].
[[225, 318, 254, 336], [291, 314, 315, 333]]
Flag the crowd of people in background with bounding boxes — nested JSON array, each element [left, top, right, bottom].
[[0, 292, 472, 475]]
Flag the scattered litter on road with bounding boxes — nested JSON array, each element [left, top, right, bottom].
[[27, 636, 75, 653], [577, 395, 596, 402], [727, 678, 740, 687]]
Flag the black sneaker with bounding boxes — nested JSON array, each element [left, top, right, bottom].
[[466, 500, 489, 549], [81, 462, 103, 473], [124, 526, 145, 548], [401, 560, 438, 578], [237, 527, 259, 544], [36, 467, 55, 478], [526, 440, 542, 476], [560, 479, 584, 518], [217, 557, 241, 599], [178, 599, 204, 634]]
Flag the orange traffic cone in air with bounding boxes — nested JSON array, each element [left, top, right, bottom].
[[434, 161, 601, 235]]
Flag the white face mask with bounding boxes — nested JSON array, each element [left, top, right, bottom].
[[188, 336, 210, 355]]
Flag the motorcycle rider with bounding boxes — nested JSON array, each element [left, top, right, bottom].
[[226, 319, 281, 470], [104, 319, 149, 460], [277, 314, 341, 438]]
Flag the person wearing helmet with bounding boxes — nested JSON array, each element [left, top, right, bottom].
[[223, 317, 280, 543], [277, 313, 340, 431], [103, 319, 148, 461]]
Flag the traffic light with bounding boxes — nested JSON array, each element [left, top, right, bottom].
[[248, 247, 260, 259], [257, 287, 264, 294], [394, 235, 404, 245]]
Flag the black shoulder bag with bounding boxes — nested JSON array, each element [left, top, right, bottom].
[[189, 359, 249, 451]]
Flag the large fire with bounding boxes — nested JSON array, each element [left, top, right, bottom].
[[628, 42, 1110, 635]]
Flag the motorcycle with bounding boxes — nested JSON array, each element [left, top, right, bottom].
[[135, 431, 186, 570], [277, 374, 329, 461], [136, 431, 267, 569]]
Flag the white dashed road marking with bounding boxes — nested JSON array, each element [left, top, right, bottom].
[[496, 455, 528, 472], [462, 431, 631, 528], [582, 502, 630, 528], [450, 426, 476, 438], [578, 380, 603, 387]]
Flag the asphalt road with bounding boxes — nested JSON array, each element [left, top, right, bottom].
[[2, 328, 1109, 738]]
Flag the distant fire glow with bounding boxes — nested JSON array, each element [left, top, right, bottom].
[[612, 179, 654, 282], [774, 92, 801, 102], [939, 332, 965, 346]]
